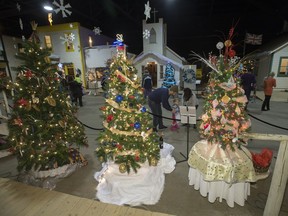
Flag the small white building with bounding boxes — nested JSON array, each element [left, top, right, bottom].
[[248, 33, 288, 91], [133, 18, 188, 88]]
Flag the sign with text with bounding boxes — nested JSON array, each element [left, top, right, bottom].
[[179, 106, 196, 124]]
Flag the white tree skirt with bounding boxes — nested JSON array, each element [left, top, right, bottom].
[[188, 167, 250, 207], [94, 143, 176, 206]]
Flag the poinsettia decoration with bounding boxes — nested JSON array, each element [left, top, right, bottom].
[[251, 148, 273, 168]]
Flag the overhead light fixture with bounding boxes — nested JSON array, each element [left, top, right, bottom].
[[43, 3, 53, 11]]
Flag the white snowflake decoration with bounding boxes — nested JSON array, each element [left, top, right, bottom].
[[53, 0, 72, 18], [143, 29, 150, 39], [93, 27, 102, 35], [60, 33, 75, 44], [144, 1, 151, 21]]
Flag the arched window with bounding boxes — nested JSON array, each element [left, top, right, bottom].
[[149, 28, 156, 44]]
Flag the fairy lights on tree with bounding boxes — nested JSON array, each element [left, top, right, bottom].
[[7, 26, 88, 171], [197, 27, 251, 150], [96, 36, 160, 174]]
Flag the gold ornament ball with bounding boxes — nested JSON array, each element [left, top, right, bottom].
[[224, 40, 232, 47], [98, 156, 104, 162], [104, 148, 110, 154], [151, 158, 158, 166], [119, 163, 127, 173]]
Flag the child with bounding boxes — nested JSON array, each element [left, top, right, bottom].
[[170, 98, 180, 131]]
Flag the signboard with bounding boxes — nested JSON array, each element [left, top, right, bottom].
[[179, 106, 196, 124]]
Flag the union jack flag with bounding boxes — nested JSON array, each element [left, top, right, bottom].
[[245, 33, 263, 45]]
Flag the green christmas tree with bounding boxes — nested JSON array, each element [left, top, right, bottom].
[[7, 28, 88, 172], [162, 62, 176, 88], [96, 48, 160, 174], [198, 28, 251, 151]]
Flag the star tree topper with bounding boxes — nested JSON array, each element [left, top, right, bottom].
[[144, 1, 151, 21], [53, 0, 72, 18]]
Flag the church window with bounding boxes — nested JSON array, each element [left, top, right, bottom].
[[160, 65, 164, 78], [149, 28, 156, 44]]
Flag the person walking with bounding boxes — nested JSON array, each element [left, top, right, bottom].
[[148, 85, 179, 132], [69, 76, 83, 107], [241, 70, 256, 110], [142, 70, 153, 99], [261, 72, 276, 111]]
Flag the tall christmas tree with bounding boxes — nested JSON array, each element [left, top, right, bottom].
[[162, 62, 176, 88], [96, 38, 160, 174], [198, 28, 251, 150], [7, 23, 88, 172]]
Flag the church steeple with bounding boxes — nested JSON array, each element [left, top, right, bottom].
[[142, 18, 167, 55]]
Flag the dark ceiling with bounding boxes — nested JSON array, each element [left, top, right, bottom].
[[0, 0, 288, 59]]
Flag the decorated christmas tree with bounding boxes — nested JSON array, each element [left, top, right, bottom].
[[198, 28, 251, 150], [96, 37, 160, 174], [7, 24, 88, 172], [162, 62, 176, 88]]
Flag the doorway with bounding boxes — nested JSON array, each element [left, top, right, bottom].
[[147, 62, 157, 87]]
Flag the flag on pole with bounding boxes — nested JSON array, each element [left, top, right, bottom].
[[245, 33, 263, 45]]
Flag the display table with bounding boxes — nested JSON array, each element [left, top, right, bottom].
[[188, 140, 256, 207], [94, 143, 176, 206]]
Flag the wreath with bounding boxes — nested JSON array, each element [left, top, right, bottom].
[[183, 69, 196, 84]]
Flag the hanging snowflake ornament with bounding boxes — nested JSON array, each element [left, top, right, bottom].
[[93, 27, 102, 35], [144, 1, 151, 21], [53, 0, 72, 18], [143, 29, 150, 39], [67, 33, 75, 42], [19, 18, 23, 30], [60, 33, 75, 44], [16, 3, 21, 12]]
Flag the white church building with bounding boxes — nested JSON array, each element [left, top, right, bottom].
[[133, 18, 188, 88]]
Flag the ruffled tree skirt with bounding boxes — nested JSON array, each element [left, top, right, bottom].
[[18, 163, 79, 190], [188, 140, 256, 207], [94, 143, 176, 206]]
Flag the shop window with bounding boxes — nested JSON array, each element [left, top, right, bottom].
[[278, 57, 288, 76], [44, 35, 52, 49]]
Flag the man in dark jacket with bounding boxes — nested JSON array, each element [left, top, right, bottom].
[[148, 85, 178, 132], [142, 71, 153, 99], [69, 80, 83, 107], [241, 70, 256, 110]]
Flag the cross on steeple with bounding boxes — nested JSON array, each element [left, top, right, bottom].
[[151, 8, 158, 23]]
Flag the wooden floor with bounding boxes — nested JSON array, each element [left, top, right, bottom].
[[0, 178, 173, 216]]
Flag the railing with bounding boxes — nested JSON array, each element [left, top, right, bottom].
[[240, 133, 288, 216]]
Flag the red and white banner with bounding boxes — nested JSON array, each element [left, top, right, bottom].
[[245, 33, 263, 45]]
